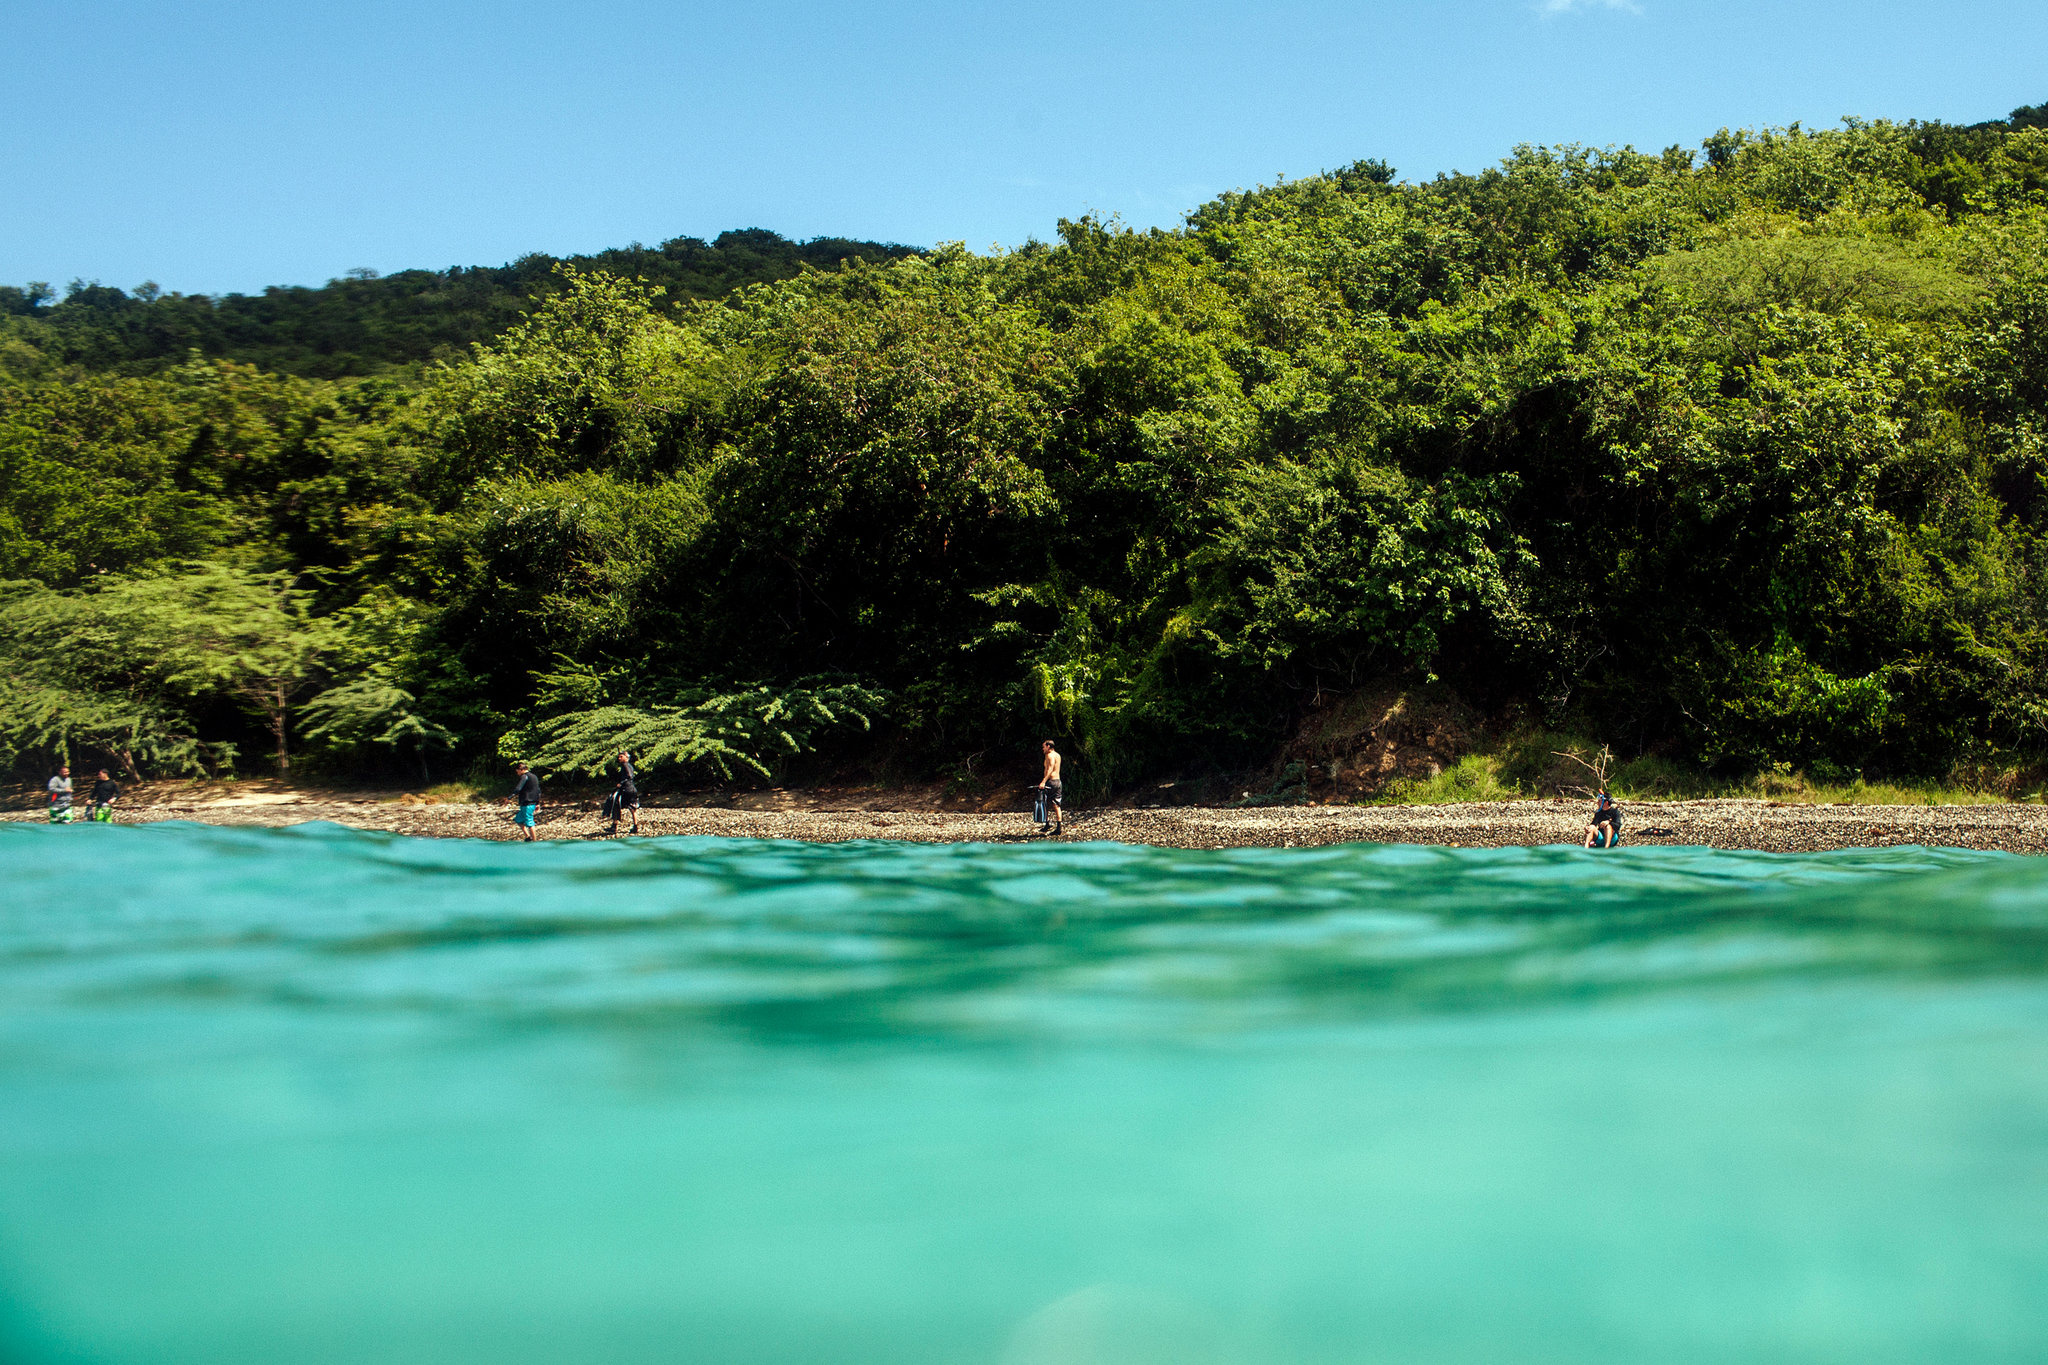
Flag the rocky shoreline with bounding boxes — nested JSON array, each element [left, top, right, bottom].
[[7, 794, 2048, 853]]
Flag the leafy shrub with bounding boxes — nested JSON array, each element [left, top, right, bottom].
[[513, 678, 888, 782], [1378, 754, 1517, 804]]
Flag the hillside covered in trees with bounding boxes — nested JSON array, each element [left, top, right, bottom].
[[0, 229, 921, 379], [7, 107, 2048, 798]]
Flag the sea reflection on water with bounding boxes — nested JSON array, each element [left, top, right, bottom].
[[0, 823, 2044, 1364]]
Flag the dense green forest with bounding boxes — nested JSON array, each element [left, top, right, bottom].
[[0, 229, 920, 379], [8, 106, 2048, 798]]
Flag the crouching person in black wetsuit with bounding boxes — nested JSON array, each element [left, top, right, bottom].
[[1584, 791, 1622, 849], [608, 750, 640, 836]]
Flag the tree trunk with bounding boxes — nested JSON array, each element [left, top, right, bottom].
[[272, 681, 290, 775]]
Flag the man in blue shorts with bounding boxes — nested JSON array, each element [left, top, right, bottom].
[[505, 762, 542, 841]]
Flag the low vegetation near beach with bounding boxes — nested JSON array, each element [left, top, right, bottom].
[[1374, 750, 2037, 808], [9, 107, 2048, 804]]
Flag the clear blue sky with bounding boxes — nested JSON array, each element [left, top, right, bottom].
[[5, 0, 2043, 296]]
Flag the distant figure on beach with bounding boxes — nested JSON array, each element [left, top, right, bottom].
[[1584, 791, 1622, 848], [607, 750, 640, 836], [505, 762, 542, 842], [88, 770, 119, 823], [1037, 740, 1064, 837], [46, 765, 73, 824]]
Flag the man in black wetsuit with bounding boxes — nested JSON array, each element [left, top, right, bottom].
[[609, 750, 640, 836], [505, 762, 542, 842], [88, 769, 119, 823], [1584, 791, 1622, 849]]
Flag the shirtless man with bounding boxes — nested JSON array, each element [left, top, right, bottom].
[[1037, 740, 1063, 836]]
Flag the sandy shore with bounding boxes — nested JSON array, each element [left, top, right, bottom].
[[9, 794, 2048, 853]]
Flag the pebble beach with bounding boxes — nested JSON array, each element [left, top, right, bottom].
[[11, 793, 2048, 853]]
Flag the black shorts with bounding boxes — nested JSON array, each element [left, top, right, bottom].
[[1045, 780, 1063, 804], [617, 787, 640, 808]]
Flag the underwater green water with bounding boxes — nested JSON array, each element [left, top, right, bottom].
[[0, 823, 2044, 1365]]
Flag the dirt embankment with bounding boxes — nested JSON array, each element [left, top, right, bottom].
[[1277, 687, 1485, 799], [6, 781, 2047, 853]]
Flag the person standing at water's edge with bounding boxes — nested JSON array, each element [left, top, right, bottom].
[[608, 750, 640, 836], [1037, 740, 1063, 837], [46, 765, 73, 824], [88, 770, 119, 823], [504, 762, 542, 842]]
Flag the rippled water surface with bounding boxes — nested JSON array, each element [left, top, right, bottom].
[[2, 822, 2045, 1364]]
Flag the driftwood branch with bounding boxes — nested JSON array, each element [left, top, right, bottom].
[[1550, 745, 1614, 799]]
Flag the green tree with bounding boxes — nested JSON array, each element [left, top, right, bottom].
[[0, 565, 335, 776], [299, 677, 456, 782]]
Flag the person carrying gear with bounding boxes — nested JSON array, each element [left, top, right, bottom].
[[1036, 740, 1064, 837]]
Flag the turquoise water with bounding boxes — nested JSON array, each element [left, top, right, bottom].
[[1, 824, 2045, 1365]]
